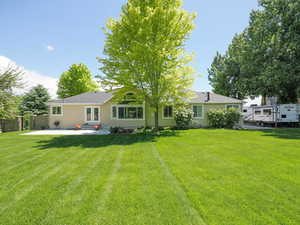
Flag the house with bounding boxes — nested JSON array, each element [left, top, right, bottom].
[[47, 91, 243, 129]]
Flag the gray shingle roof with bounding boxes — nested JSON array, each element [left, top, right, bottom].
[[48, 92, 113, 104], [189, 92, 243, 104], [48, 91, 242, 105]]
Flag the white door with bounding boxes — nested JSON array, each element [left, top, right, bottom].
[[85, 107, 100, 123]]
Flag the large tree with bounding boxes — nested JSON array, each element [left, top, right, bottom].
[[57, 64, 99, 98], [208, 33, 257, 100], [209, 0, 300, 103], [98, 0, 196, 130], [19, 85, 50, 115], [0, 65, 24, 119]]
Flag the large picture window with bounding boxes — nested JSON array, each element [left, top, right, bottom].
[[112, 105, 144, 120], [193, 105, 203, 118]]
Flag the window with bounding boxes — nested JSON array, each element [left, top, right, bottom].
[[163, 106, 173, 119], [112, 106, 117, 119], [124, 93, 135, 101], [243, 109, 248, 113], [86, 107, 92, 121], [226, 105, 239, 110], [120, 92, 137, 104], [94, 108, 99, 121], [255, 110, 261, 115], [193, 105, 203, 118], [263, 109, 272, 116], [113, 105, 144, 120], [52, 106, 62, 115], [281, 114, 287, 119], [85, 107, 100, 122]]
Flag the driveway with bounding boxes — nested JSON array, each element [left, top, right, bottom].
[[22, 129, 110, 135]]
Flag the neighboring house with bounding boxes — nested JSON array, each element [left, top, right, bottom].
[[47, 91, 242, 129]]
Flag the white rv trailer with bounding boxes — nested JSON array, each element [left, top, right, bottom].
[[243, 104, 300, 125]]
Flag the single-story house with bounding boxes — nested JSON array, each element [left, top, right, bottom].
[[47, 91, 243, 129]]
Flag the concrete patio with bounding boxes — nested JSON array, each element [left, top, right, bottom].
[[22, 129, 110, 135]]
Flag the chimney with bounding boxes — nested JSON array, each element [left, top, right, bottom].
[[205, 92, 210, 102]]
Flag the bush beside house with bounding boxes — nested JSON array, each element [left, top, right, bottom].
[[207, 108, 241, 129], [174, 106, 193, 129]]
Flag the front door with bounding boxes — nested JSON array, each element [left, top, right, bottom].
[[85, 107, 100, 123]]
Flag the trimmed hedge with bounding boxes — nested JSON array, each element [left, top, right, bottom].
[[207, 108, 241, 128]]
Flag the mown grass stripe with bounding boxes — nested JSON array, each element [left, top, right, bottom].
[[0, 150, 53, 174], [0, 149, 88, 214], [1, 149, 96, 196], [96, 149, 123, 209], [0, 148, 40, 162], [40, 149, 111, 224], [151, 143, 207, 225]]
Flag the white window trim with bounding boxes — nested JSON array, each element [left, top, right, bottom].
[[162, 105, 174, 120], [84, 106, 101, 123], [111, 104, 145, 121], [50, 105, 63, 116], [225, 104, 241, 111], [192, 104, 204, 119], [123, 92, 137, 102]]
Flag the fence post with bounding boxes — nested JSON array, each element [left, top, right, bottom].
[[30, 115, 34, 130], [17, 116, 23, 131]]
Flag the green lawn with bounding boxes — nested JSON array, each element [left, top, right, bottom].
[[0, 129, 299, 225]]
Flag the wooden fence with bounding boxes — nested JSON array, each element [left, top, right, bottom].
[[0, 117, 22, 132], [30, 115, 49, 130], [0, 115, 49, 133]]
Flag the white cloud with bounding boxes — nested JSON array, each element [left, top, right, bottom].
[[46, 45, 55, 51], [0, 56, 58, 98]]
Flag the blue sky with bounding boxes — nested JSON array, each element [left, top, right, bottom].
[[0, 0, 258, 96]]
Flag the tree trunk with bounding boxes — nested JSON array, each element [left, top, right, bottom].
[[154, 104, 159, 131]]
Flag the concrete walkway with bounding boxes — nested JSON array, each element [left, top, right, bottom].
[[22, 129, 110, 135]]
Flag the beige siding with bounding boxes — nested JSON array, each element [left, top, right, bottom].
[[49, 101, 242, 129], [49, 104, 101, 129], [145, 104, 176, 127]]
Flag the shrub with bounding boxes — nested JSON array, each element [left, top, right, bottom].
[[174, 106, 193, 129], [110, 126, 121, 134], [110, 127, 134, 134], [207, 108, 241, 129]]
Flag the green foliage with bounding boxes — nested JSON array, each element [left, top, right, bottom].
[[209, 0, 300, 103], [174, 105, 193, 129], [207, 108, 241, 129], [0, 65, 24, 119], [57, 64, 98, 98], [98, 0, 196, 130], [19, 85, 50, 115], [0, 94, 20, 119]]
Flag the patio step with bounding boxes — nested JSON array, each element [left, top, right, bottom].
[[81, 125, 97, 130]]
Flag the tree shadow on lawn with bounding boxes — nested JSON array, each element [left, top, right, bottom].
[[259, 128, 300, 140], [35, 130, 179, 150], [237, 128, 300, 140]]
